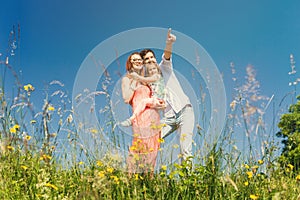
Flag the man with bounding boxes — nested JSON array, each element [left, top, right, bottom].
[[140, 29, 195, 160]]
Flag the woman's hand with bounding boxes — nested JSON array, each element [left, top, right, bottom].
[[128, 72, 140, 81]]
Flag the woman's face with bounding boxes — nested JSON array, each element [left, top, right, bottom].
[[130, 54, 143, 72]]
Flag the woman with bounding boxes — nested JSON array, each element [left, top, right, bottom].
[[121, 52, 161, 173]]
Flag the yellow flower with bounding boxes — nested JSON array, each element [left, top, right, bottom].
[[9, 127, 17, 134], [110, 176, 120, 184], [10, 124, 20, 134], [30, 120, 37, 124], [78, 161, 84, 165], [258, 160, 264, 165], [296, 174, 300, 181], [25, 135, 31, 141], [98, 171, 105, 178], [21, 165, 28, 170], [134, 174, 139, 180], [24, 84, 34, 92], [90, 128, 98, 134], [250, 194, 259, 200], [158, 138, 165, 143], [244, 181, 249, 186], [161, 165, 167, 171], [45, 183, 58, 191], [96, 160, 103, 167], [149, 148, 154, 152], [133, 154, 140, 160], [246, 171, 253, 179], [129, 145, 137, 151], [106, 167, 114, 173], [6, 145, 15, 150], [287, 164, 294, 170], [244, 164, 250, 169], [40, 154, 52, 161], [48, 106, 55, 111]]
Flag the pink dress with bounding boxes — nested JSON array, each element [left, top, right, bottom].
[[127, 84, 161, 173]]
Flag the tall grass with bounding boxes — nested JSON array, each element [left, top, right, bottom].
[[1, 28, 300, 199]]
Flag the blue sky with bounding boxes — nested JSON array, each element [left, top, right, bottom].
[[1, 1, 300, 157]]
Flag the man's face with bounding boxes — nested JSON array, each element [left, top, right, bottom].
[[143, 52, 157, 64]]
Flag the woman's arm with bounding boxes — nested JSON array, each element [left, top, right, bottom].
[[130, 72, 160, 83], [121, 76, 136, 104]]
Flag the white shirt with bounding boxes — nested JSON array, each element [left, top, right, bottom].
[[159, 54, 191, 117]]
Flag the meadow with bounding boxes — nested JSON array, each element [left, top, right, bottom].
[[1, 31, 300, 200]]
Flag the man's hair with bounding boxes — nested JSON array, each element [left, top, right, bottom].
[[140, 49, 156, 59]]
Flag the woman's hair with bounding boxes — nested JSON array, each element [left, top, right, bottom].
[[126, 52, 140, 72], [145, 63, 162, 77], [125, 52, 144, 76]]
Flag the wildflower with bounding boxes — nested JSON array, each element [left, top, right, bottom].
[[133, 154, 140, 160], [138, 163, 145, 168], [110, 175, 120, 184], [21, 165, 28, 170], [249, 194, 259, 200], [106, 167, 114, 173], [134, 174, 139, 180], [24, 84, 34, 92], [243, 164, 250, 169], [98, 171, 105, 178], [296, 174, 300, 181], [258, 160, 264, 165], [96, 160, 103, 167], [30, 120, 37, 124], [10, 124, 20, 134], [158, 138, 165, 143], [45, 183, 58, 191], [129, 145, 137, 151], [6, 145, 15, 150], [244, 181, 249, 186], [48, 106, 55, 111], [246, 171, 253, 179], [287, 164, 294, 171], [90, 128, 98, 134], [40, 154, 52, 161], [161, 165, 167, 171], [25, 135, 31, 141], [149, 148, 154, 152], [78, 161, 84, 165]]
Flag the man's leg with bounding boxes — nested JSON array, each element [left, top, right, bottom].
[[160, 116, 177, 139], [179, 106, 194, 159]]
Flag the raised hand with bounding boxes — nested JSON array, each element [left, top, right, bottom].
[[166, 28, 176, 43]]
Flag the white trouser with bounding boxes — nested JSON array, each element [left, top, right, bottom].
[[161, 105, 194, 159]]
